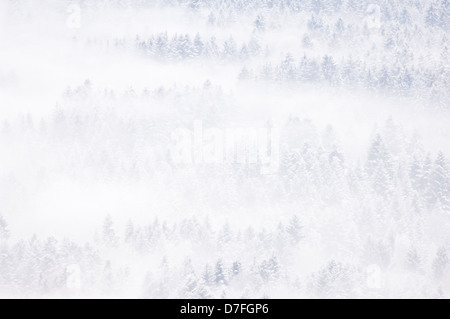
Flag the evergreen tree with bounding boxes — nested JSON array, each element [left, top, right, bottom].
[[248, 36, 261, 56], [322, 55, 338, 84], [367, 135, 394, 195], [214, 259, 227, 285], [103, 215, 119, 247], [125, 220, 134, 244], [240, 44, 249, 60], [207, 12, 216, 26], [189, 0, 200, 10], [202, 264, 214, 286], [259, 256, 279, 282], [155, 33, 169, 57], [223, 37, 237, 59], [286, 216, 303, 244], [0, 215, 9, 243], [239, 66, 251, 80], [433, 247, 448, 279], [254, 15, 265, 31], [441, 0, 450, 30], [430, 152, 450, 210], [407, 247, 421, 272], [279, 54, 296, 81], [367, 135, 390, 175], [193, 33, 204, 57], [231, 261, 241, 277], [425, 5, 440, 29], [302, 34, 313, 48], [205, 37, 220, 58]]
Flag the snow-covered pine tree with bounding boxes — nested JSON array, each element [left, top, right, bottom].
[[0, 215, 9, 243], [279, 54, 296, 81], [286, 215, 303, 245], [103, 215, 119, 247], [322, 55, 338, 84], [425, 4, 440, 29], [254, 15, 265, 31], [223, 37, 237, 60], [214, 259, 227, 285], [367, 134, 394, 196], [430, 152, 450, 210], [193, 33, 204, 57], [433, 246, 448, 279]]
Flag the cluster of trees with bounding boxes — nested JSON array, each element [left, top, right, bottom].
[[240, 52, 450, 107], [282, 117, 450, 211], [0, 228, 105, 297], [136, 33, 262, 61], [0, 190, 449, 298], [2, 0, 450, 298], [2, 87, 450, 296], [2, 83, 449, 215], [0, 213, 298, 298], [118, 215, 303, 253], [131, 3, 450, 105], [61, 0, 449, 107], [64, 0, 450, 30]]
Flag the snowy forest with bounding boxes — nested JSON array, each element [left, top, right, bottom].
[[0, 0, 450, 298]]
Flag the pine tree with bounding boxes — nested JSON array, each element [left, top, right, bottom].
[[279, 54, 296, 81], [218, 223, 233, 247], [183, 258, 200, 298], [407, 247, 421, 272], [259, 256, 279, 282], [155, 32, 169, 57], [313, 260, 352, 298], [189, 0, 200, 10], [308, 15, 323, 31], [248, 36, 261, 56], [202, 264, 214, 286], [335, 18, 345, 34], [425, 5, 440, 29], [0, 215, 9, 243], [322, 55, 337, 84], [400, 8, 411, 25], [423, 154, 435, 205], [433, 247, 448, 279], [367, 135, 390, 174], [367, 135, 394, 195], [430, 152, 450, 210], [207, 12, 216, 26], [286, 215, 303, 244], [178, 35, 193, 59], [168, 34, 180, 60], [205, 37, 220, 58], [347, 0, 366, 14], [300, 56, 321, 82], [239, 66, 251, 80], [223, 37, 237, 59], [103, 215, 119, 247], [214, 259, 227, 285], [231, 261, 241, 277], [302, 34, 313, 48], [193, 33, 204, 57], [254, 15, 265, 31], [410, 156, 424, 193], [240, 44, 249, 60], [441, 0, 450, 30], [125, 220, 134, 244]]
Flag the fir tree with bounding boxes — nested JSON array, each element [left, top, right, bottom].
[[0, 215, 9, 243], [425, 5, 440, 29], [103, 215, 119, 247], [286, 216, 303, 244], [215, 259, 227, 285]]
